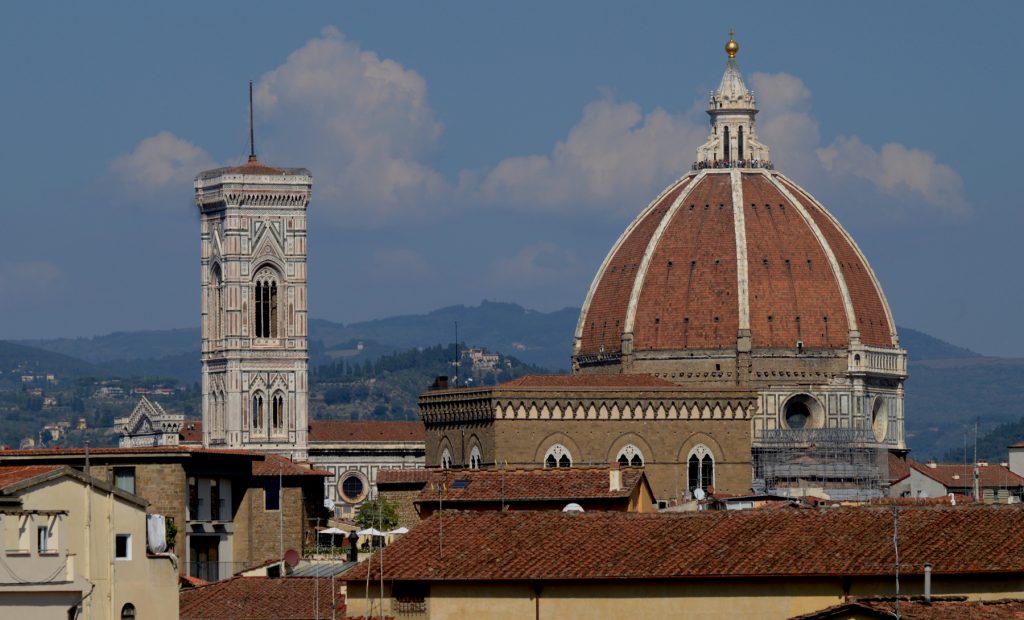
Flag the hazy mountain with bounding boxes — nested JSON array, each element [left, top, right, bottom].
[[12, 302, 1024, 460]]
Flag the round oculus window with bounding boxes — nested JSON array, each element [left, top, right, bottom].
[[338, 472, 368, 504]]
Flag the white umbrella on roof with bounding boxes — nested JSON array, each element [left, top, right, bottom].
[[386, 527, 409, 535], [318, 527, 345, 535], [356, 528, 384, 536]]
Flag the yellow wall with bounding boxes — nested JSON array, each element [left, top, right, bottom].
[[346, 575, 1024, 620], [17, 477, 179, 620]]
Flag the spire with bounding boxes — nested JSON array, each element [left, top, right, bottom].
[[693, 32, 772, 169]]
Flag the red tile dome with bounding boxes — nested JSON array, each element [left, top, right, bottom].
[[573, 169, 898, 362]]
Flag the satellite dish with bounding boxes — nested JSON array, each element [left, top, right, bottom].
[[562, 503, 584, 513], [283, 548, 300, 567], [693, 488, 706, 501]]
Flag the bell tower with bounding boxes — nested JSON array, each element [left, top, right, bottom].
[[194, 90, 312, 459]]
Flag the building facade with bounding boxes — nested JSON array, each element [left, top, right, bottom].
[[420, 35, 906, 501], [0, 465, 179, 620], [195, 155, 312, 459]]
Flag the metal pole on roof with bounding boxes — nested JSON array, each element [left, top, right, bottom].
[[893, 506, 901, 620]]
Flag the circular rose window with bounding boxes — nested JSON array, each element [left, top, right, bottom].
[[337, 471, 369, 504]]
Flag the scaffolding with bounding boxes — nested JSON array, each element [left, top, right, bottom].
[[752, 428, 887, 501]]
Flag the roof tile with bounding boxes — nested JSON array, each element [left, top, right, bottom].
[[342, 505, 1024, 582], [179, 576, 340, 619]]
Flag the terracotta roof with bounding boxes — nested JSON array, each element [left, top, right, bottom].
[[0, 446, 258, 458], [792, 596, 1024, 619], [308, 421, 425, 443], [888, 452, 911, 483], [179, 576, 340, 620], [342, 505, 1024, 582], [376, 469, 432, 485], [251, 454, 330, 477], [908, 461, 1024, 489], [196, 157, 311, 181], [180, 574, 208, 588], [577, 171, 898, 358], [179, 420, 203, 443], [0, 465, 62, 490], [413, 467, 645, 503], [1010, 441, 1024, 449], [498, 374, 681, 388]]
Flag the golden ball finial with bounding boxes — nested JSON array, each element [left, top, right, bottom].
[[725, 30, 739, 59]]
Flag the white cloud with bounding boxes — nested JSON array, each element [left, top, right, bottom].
[[476, 99, 706, 216], [817, 137, 969, 215], [0, 260, 61, 306], [109, 131, 215, 197], [490, 242, 584, 289], [750, 72, 969, 217], [108, 29, 969, 225], [254, 26, 446, 223]]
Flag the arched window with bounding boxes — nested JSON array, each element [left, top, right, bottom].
[[738, 126, 745, 161], [616, 444, 644, 467], [120, 603, 136, 619], [469, 446, 481, 469], [210, 264, 223, 343], [723, 126, 731, 162], [251, 393, 264, 431], [272, 392, 285, 433], [543, 444, 572, 468], [687, 444, 714, 494], [440, 448, 452, 469], [253, 268, 279, 338]]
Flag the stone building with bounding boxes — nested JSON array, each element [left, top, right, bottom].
[[115, 396, 185, 447], [0, 447, 327, 583], [178, 419, 427, 520], [195, 150, 312, 460], [421, 35, 906, 502]]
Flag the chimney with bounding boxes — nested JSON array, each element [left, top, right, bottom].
[[431, 375, 449, 390], [347, 530, 359, 563], [609, 464, 622, 492], [927, 459, 937, 469], [924, 563, 932, 602]]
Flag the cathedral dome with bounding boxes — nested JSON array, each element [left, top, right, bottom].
[[573, 170, 898, 360], [573, 38, 898, 369]]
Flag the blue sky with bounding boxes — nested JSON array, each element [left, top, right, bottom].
[[2, 2, 1022, 356]]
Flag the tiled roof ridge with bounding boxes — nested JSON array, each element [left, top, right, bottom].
[[342, 504, 1024, 583], [907, 459, 1024, 486]]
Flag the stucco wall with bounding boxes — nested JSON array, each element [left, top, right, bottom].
[[347, 575, 1024, 620]]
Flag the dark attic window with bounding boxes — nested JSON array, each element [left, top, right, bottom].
[[451, 479, 470, 489]]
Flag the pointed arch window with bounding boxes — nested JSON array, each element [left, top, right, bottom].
[[543, 444, 572, 468], [469, 446, 482, 469], [687, 444, 715, 494], [253, 268, 280, 338], [440, 448, 452, 469], [271, 392, 285, 434], [616, 444, 644, 467], [210, 264, 224, 343], [251, 392, 265, 431]]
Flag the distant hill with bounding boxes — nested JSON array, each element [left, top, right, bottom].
[[0, 340, 97, 381], [14, 302, 1024, 460], [897, 327, 981, 361], [310, 300, 578, 371]]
